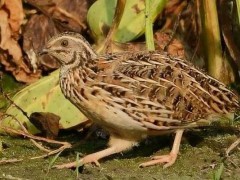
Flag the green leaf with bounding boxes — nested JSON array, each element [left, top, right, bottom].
[[0, 96, 7, 109], [213, 163, 224, 180], [87, 0, 167, 43], [1, 70, 87, 134]]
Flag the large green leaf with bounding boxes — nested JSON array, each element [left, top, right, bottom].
[[87, 0, 167, 43], [1, 70, 87, 134]]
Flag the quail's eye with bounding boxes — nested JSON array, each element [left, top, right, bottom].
[[61, 40, 68, 47]]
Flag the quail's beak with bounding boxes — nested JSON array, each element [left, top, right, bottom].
[[38, 48, 49, 56]]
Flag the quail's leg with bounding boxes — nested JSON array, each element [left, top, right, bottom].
[[139, 129, 184, 168], [54, 135, 137, 169]]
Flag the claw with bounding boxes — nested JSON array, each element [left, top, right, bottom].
[[54, 155, 100, 169], [139, 152, 177, 168], [54, 161, 82, 169], [139, 129, 184, 168], [54, 136, 136, 169]]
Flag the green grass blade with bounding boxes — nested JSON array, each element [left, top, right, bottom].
[[213, 163, 224, 180], [236, 0, 240, 25], [0, 141, 2, 153], [47, 151, 62, 173], [75, 152, 80, 178]]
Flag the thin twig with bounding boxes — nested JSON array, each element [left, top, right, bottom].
[[31, 146, 66, 159], [0, 76, 30, 121], [105, 0, 126, 52], [1, 125, 71, 159], [1, 82, 53, 154], [2, 114, 28, 132], [226, 138, 240, 156], [0, 126, 71, 146], [0, 158, 23, 165], [163, 0, 189, 51], [1, 93, 30, 119], [2, 114, 51, 152], [30, 139, 51, 153], [97, 0, 126, 53]]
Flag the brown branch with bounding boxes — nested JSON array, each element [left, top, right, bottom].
[[0, 158, 23, 165], [97, 0, 126, 53], [1, 125, 71, 159], [1, 93, 30, 120], [0, 75, 30, 121], [226, 138, 240, 156], [2, 114, 29, 132], [30, 139, 51, 153], [0, 126, 71, 147], [31, 145, 66, 159], [1, 114, 51, 152]]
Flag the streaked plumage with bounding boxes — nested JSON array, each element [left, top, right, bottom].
[[40, 32, 239, 169]]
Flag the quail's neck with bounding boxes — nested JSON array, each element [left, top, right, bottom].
[[60, 50, 98, 78]]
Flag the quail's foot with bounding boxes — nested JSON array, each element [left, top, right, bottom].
[[140, 129, 183, 168], [139, 152, 178, 168], [54, 154, 100, 169], [54, 136, 136, 169]]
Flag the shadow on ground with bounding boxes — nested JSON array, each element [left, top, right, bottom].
[[0, 128, 239, 180]]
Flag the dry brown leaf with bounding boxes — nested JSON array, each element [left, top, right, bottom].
[[154, 32, 185, 58], [26, 0, 93, 32], [23, 14, 60, 71], [21, 0, 95, 72], [0, 0, 4, 8], [219, 0, 240, 69], [29, 112, 60, 139], [4, 0, 24, 34], [0, 0, 41, 83], [0, 10, 23, 64]]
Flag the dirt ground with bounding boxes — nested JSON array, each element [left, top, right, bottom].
[[0, 129, 239, 180]]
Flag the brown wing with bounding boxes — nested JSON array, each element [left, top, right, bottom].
[[90, 51, 239, 129]]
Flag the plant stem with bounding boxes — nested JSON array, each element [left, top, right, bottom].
[[200, 0, 225, 81], [145, 0, 155, 51], [236, 0, 240, 26]]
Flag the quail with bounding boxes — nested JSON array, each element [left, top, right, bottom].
[[40, 32, 239, 169]]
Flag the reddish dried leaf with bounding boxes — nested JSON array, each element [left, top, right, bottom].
[[0, 1, 41, 83], [4, 0, 24, 34], [154, 32, 185, 58], [0, 10, 22, 62], [0, 0, 4, 8]]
